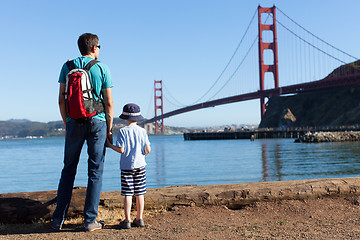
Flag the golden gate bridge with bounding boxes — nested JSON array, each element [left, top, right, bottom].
[[143, 5, 359, 134]]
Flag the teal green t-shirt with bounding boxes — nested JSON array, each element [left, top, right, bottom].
[[58, 56, 113, 122]]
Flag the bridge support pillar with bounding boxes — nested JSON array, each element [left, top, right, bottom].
[[154, 80, 164, 134], [258, 5, 279, 118]]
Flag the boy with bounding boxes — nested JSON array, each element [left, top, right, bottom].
[[107, 103, 151, 229]]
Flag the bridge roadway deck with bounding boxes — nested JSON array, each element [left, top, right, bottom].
[[144, 72, 360, 125]]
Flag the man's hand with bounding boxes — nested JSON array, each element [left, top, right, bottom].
[[107, 131, 113, 145], [103, 87, 114, 144]]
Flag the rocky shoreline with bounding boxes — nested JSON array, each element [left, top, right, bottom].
[[295, 131, 360, 143], [1, 178, 360, 239]]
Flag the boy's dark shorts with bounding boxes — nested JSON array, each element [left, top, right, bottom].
[[121, 167, 146, 196]]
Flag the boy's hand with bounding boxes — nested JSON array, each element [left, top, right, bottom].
[[145, 145, 151, 156]]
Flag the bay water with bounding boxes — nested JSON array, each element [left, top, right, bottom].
[[1, 135, 360, 194]]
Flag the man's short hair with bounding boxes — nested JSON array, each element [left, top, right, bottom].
[[78, 33, 99, 55]]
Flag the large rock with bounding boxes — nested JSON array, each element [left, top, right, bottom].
[[295, 131, 360, 142], [0, 187, 87, 224], [279, 108, 296, 128], [259, 85, 360, 128]]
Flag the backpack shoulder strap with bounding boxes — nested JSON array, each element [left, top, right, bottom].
[[84, 60, 100, 71], [84, 60, 102, 99], [66, 60, 76, 71]]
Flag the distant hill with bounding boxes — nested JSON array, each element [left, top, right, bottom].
[[0, 120, 64, 138], [0, 118, 190, 138], [7, 119, 31, 123]]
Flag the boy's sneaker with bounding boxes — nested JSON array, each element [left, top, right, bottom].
[[49, 220, 63, 231], [132, 218, 145, 227], [85, 220, 104, 232], [119, 220, 131, 229]]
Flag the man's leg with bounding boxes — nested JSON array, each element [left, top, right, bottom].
[[52, 120, 85, 226], [83, 119, 106, 227]]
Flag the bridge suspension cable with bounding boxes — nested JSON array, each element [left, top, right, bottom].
[[276, 19, 349, 65], [162, 82, 187, 108], [274, 7, 359, 86], [144, 87, 154, 119], [205, 11, 273, 100], [191, 7, 258, 104], [206, 34, 258, 100], [277, 7, 358, 61]]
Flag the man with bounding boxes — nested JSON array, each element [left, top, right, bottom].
[[51, 33, 114, 232]]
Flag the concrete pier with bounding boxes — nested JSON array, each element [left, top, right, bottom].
[[184, 129, 305, 140], [184, 126, 360, 141]]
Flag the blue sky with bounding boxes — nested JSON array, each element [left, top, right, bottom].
[[1, 0, 359, 127]]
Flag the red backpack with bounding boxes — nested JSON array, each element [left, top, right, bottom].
[[63, 60, 104, 119]]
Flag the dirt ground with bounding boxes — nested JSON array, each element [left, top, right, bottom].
[[1, 195, 360, 240]]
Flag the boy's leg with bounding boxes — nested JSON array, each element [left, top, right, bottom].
[[135, 195, 144, 220], [121, 169, 135, 222], [120, 169, 134, 229], [133, 167, 146, 225], [124, 195, 133, 221]]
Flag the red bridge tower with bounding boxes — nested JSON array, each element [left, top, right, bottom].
[[258, 5, 279, 118], [154, 80, 164, 134]]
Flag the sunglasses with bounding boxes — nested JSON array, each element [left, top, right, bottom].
[[96, 45, 101, 49]]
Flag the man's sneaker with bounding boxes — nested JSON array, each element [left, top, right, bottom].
[[49, 220, 63, 231], [119, 220, 131, 229], [85, 220, 104, 232], [132, 218, 145, 227]]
